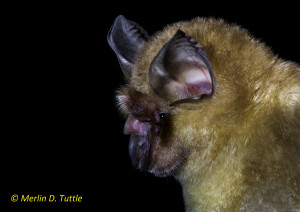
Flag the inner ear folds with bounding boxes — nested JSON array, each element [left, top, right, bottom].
[[149, 30, 215, 105]]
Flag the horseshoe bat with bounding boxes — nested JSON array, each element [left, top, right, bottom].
[[107, 15, 300, 211]]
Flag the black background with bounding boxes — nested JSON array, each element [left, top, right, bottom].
[[5, 2, 299, 211]]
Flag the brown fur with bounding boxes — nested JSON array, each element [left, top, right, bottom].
[[117, 18, 300, 211]]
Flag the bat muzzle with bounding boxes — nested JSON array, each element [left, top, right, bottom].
[[128, 134, 151, 171]]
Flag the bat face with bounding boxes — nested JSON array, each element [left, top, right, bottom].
[[119, 90, 189, 176], [107, 15, 218, 177]]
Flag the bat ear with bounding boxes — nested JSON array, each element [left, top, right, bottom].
[[107, 15, 150, 78], [149, 30, 215, 105]]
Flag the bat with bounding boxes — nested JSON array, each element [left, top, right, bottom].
[[107, 15, 300, 211]]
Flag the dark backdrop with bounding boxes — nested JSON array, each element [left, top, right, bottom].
[[6, 3, 299, 211]]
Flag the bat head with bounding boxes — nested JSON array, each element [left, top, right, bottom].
[[107, 15, 217, 177]]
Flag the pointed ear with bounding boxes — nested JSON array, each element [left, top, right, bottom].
[[149, 30, 215, 105], [107, 15, 149, 78]]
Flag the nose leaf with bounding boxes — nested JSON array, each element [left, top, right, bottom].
[[124, 115, 151, 136]]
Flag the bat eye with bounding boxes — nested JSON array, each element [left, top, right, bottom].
[[159, 112, 166, 120]]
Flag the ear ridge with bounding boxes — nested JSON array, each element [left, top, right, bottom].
[[107, 15, 149, 77], [149, 30, 215, 105]]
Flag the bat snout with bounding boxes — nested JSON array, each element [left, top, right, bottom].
[[128, 134, 151, 171]]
